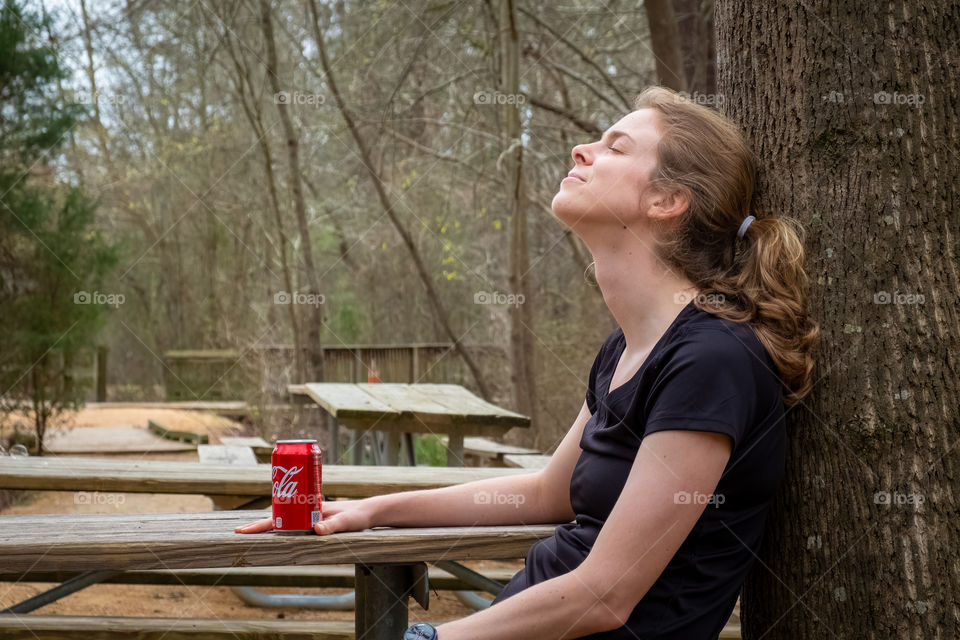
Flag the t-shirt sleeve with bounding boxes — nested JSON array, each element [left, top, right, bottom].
[[643, 330, 755, 454]]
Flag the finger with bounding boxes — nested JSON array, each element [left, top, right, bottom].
[[313, 513, 342, 535], [235, 518, 273, 534]]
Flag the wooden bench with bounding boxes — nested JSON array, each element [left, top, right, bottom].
[[0, 615, 354, 639], [196, 444, 258, 466], [0, 456, 531, 500], [439, 436, 542, 467], [219, 436, 272, 462], [0, 614, 741, 639], [0, 565, 519, 590]]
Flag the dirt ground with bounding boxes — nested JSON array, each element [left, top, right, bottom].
[[0, 407, 520, 624]]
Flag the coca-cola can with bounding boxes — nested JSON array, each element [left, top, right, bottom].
[[272, 439, 323, 534]]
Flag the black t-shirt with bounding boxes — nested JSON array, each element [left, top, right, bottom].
[[491, 300, 787, 639]]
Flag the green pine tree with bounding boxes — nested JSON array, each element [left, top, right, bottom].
[[0, 0, 118, 454]]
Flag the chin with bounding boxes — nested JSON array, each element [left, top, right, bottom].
[[551, 193, 581, 227]]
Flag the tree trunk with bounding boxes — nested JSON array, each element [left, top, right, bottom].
[[305, 0, 493, 401], [673, 0, 715, 95], [644, 0, 688, 92], [499, 0, 539, 430], [222, 25, 303, 382], [717, 2, 960, 637], [259, 0, 324, 382]]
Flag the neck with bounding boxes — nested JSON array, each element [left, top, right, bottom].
[[587, 234, 698, 351]]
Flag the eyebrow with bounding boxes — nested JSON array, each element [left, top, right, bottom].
[[602, 129, 634, 145]]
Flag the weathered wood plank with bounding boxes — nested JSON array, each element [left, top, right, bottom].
[[0, 565, 520, 590], [0, 511, 557, 573], [0, 457, 532, 497], [503, 454, 552, 470], [458, 437, 541, 458], [302, 383, 400, 420], [0, 614, 741, 640], [365, 384, 530, 428], [0, 615, 355, 639], [196, 445, 257, 466], [147, 420, 209, 445], [292, 383, 529, 431], [219, 437, 272, 458]]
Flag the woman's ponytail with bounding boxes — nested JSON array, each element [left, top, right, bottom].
[[634, 86, 819, 405]]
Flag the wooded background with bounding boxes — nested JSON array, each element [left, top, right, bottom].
[[0, 0, 717, 449], [2, 0, 957, 638]]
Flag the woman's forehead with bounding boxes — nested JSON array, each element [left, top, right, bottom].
[[610, 109, 661, 149]]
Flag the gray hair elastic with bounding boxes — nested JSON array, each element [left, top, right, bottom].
[[736, 215, 755, 239]]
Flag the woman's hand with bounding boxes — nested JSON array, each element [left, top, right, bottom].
[[312, 498, 374, 535], [233, 499, 376, 535], [234, 511, 273, 534]]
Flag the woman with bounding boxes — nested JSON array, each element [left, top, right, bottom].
[[238, 85, 819, 640]]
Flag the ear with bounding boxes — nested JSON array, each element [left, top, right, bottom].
[[644, 184, 691, 222]]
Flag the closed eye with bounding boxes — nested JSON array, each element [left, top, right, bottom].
[[608, 145, 624, 154]]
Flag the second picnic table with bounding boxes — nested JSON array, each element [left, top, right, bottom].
[[289, 382, 530, 466]]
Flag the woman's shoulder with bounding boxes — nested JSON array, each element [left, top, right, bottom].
[[669, 307, 782, 390]]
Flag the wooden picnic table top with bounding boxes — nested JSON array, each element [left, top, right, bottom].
[[288, 382, 530, 432], [0, 456, 532, 498], [0, 510, 557, 573]]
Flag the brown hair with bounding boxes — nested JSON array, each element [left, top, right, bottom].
[[634, 86, 819, 407]]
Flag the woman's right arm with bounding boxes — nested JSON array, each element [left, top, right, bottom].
[[236, 400, 593, 535]]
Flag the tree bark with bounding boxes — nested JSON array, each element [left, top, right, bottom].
[[717, 2, 960, 637], [259, 0, 324, 382], [499, 0, 539, 430], [305, 0, 492, 400]]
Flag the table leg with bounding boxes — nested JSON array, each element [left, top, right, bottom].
[[446, 431, 465, 467], [384, 431, 402, 466], [2, 570, 120, 614], [351, 429, 362, 465], [355, 563, 420, 640], [327, 413, 340, 465]]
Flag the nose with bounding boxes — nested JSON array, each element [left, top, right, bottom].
[[571, 142, 592, 166]]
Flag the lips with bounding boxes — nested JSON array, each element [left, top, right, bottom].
[[565, 171, 586, 183]]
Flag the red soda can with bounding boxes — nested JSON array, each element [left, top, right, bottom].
[[272, 439, 323, 534]]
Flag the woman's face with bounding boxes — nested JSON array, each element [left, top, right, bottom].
[[551, 108, 662, 229]]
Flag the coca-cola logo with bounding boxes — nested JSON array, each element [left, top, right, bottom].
[[273, 465, 302, 498]]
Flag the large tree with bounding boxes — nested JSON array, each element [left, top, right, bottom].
[[717, 2, 959, 637]]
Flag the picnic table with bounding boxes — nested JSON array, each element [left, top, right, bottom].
[[0, 510, 556, 640], [289, 383, 530, 466], [0, 456, 531, 508]]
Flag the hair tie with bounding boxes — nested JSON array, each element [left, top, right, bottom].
[[736, 215, 755, 239]]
